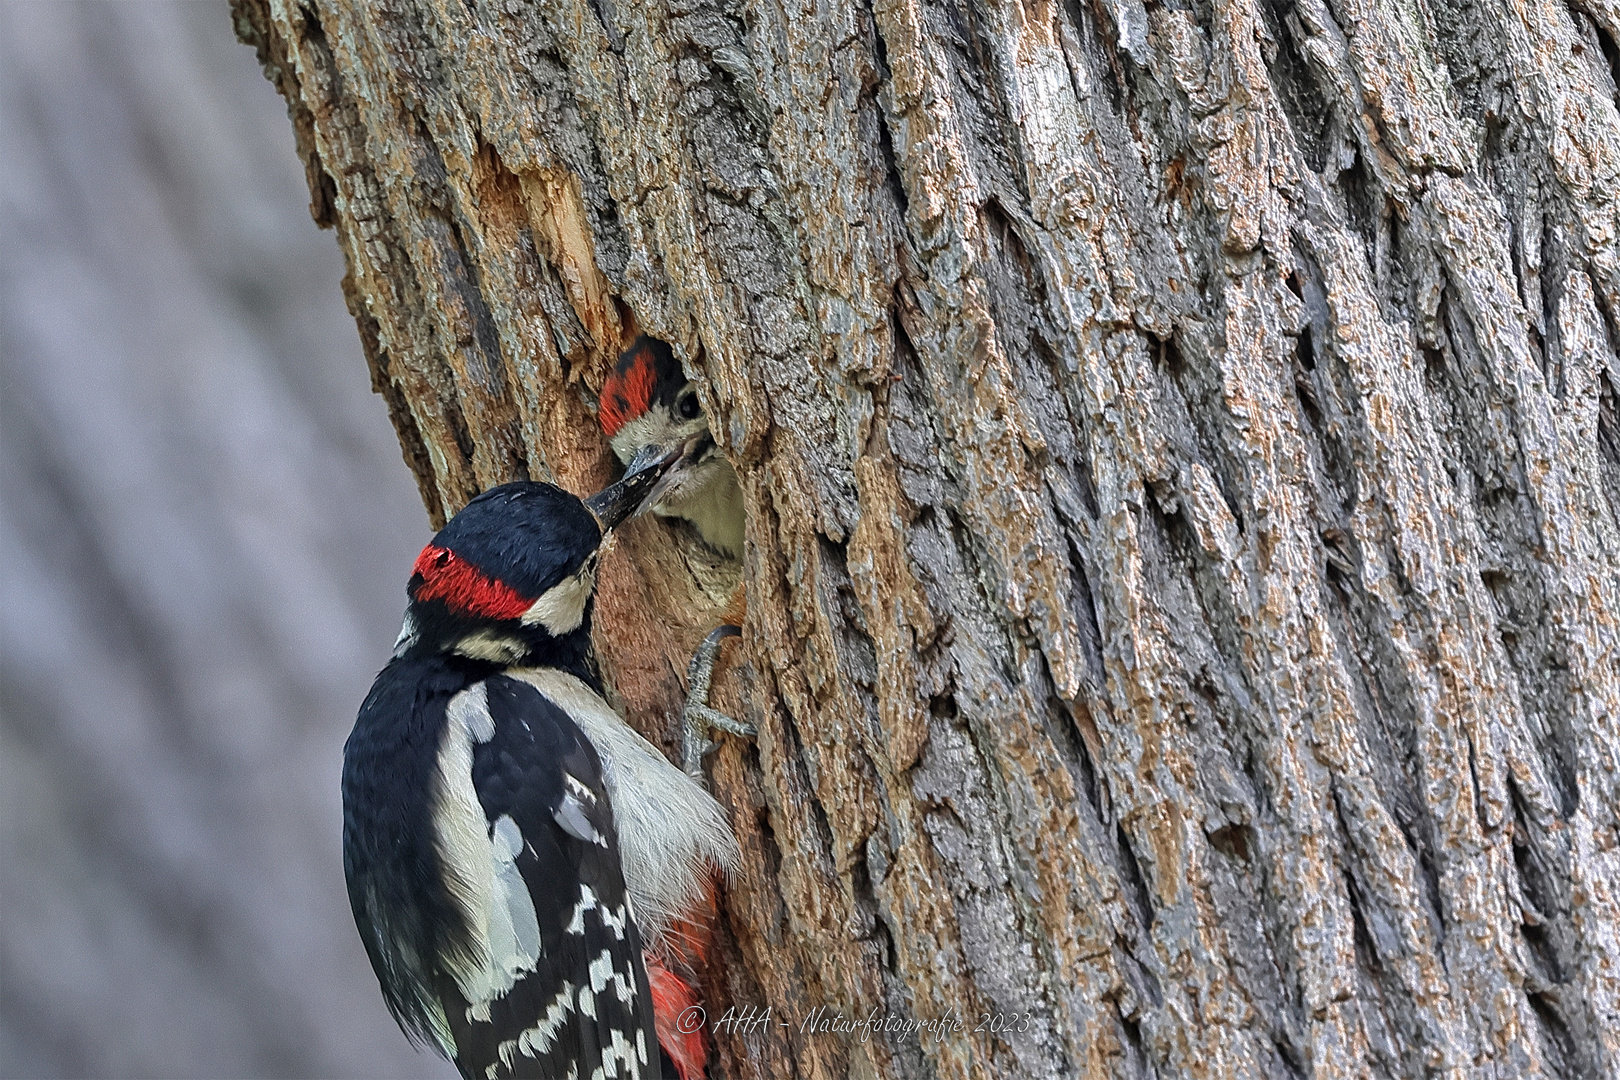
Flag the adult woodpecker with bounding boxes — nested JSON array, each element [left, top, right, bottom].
[[342, 454, 737, 1080], [598, 336, 753, 777]]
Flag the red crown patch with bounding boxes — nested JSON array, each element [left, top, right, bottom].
[[599, 343, 658, 437]]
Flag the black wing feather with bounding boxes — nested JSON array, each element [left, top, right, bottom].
[[445, 674, 657, 1080]]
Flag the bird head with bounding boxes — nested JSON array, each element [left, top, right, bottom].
[[599, 336, 733, 528], [394, 456, 669, 667]]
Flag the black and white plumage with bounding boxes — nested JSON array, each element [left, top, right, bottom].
[[342, 476, 737, 1080]]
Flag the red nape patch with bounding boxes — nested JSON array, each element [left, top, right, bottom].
[[410, 545, 531, 620], [599, 344, 658, 437], [646, 954, 708, 1080]]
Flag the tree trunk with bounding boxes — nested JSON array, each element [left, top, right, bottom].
[[233, 0, 1620, 1076]]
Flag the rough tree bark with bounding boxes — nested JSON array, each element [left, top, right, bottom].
[[233, 0, 1620, 1077]]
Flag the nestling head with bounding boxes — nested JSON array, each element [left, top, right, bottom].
[[599, 335, 744, 557]]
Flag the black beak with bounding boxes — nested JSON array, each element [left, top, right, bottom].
[[583, 444, 677, 532]]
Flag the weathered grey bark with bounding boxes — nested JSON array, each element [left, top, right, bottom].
[[234, 0, 1620, 1077]]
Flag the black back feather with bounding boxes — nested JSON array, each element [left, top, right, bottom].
[[343, 654, 488, 1051]]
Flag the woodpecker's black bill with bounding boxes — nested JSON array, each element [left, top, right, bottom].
[[584, 443, 677, 531]]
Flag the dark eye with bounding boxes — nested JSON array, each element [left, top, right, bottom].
[[677, 392, 702, 420]]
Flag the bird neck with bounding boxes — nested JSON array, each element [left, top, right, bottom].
[[403, 609, 604, 694], [660, 465, 744, 559], [532, 625, 605, 695]]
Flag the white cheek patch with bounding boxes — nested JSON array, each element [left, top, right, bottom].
[[609, 411, 678, 464], [519, 570, 594, 635]]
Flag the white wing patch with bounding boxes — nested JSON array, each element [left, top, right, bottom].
[[599, 899, 631, 940], [587, 947, 637, 1005], [520, 569, 594, 635], [554, 776, 606, 846], [565, 883, 599, 935], [564, 882, 631, 941], [578, 982, 596, 1020], [449, 681, 494, 742], [431, 683, 542, 1017], [604, 1025, 645, 1079]]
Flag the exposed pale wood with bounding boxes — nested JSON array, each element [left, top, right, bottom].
[[235, 0, 1620, 1075]]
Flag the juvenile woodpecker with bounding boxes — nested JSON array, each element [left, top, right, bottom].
[[599, 336, 745, 561], [342, 456, 738, 1080], [599, 337, 754, 778]]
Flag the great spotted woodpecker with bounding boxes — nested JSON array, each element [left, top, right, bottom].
[[342, 454, 737, 1080], [598, 337, 753, 778], [599, 337, 744, 561]]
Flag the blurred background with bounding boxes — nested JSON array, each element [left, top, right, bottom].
[[1, 3, 458, 1075]]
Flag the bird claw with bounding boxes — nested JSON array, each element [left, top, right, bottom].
[[682, 624, 754, 780]]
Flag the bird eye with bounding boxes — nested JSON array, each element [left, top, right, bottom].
[[677, 392, 702, 420]]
